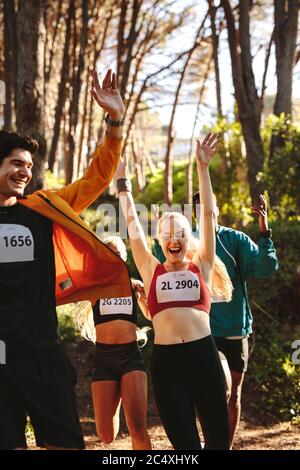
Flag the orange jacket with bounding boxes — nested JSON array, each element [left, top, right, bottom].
[[18, 134, 132, 306]]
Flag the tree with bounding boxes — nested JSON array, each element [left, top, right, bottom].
[[3, 0, 17, 130], [273, 0, 299, 117], [208, 0, 223, 119], [15, 0, 47, 193], [221, 0, 264, 204], [270, 0, 299, 168]]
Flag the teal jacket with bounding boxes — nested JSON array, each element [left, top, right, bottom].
[[153, 225, 278, 337]]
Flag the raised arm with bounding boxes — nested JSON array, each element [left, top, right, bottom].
[[56, 70, 125, 213], [116, 155, 158, 281], [193, 133, 220, 286], [241, 194, 278, 278]]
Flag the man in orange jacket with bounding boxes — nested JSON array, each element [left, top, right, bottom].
[[0, 70, 131, 450]]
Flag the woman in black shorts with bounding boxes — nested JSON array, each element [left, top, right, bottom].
[[77, 236, 151, 450]]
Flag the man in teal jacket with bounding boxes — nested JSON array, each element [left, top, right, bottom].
[[153, 193, 278, 448]]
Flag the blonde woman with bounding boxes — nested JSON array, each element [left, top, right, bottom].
[[77, 236, 151, 450], [116, 133, 231, 450]]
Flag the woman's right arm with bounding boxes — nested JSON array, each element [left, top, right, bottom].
[[117, 156, 157, 280]]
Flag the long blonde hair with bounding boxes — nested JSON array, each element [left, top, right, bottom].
[[187, 236, 233, 302], [75, 235, 150, 345]]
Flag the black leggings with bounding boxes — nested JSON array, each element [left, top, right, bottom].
[[151, 335, 230, 450]]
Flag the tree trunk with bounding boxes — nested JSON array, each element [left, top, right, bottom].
[[15, 0, 46, 193], [3, 0, 17, 130], [208, 0, 223, 119], [66, 0, 88, 184], [273, 0, 299, 116], [48, 0, 74, 172], [270, 0, 299, 173], [117, 0, 142, 99], [221, 0, 264, 203]]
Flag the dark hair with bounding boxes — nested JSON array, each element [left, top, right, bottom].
[[0, 130, 39, 166], [192, 192, 200, 218], [192, 192, 218, 218]]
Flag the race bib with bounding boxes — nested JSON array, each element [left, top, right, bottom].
[[99, 297, 133, 315], [0, 224, 34, 263], [156, 271, 200, 303]]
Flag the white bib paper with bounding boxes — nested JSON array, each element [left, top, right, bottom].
[[156, 271, 200, 303], [99, 297, 133, 315], [0, 224, 34, 263]]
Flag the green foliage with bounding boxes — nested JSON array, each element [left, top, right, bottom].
[[243, 220, 300, 422], [44, 170, 65, 190], [246, 320, 300, 423], [261, 114, 300, 218], [247, 220, 300, 323], [57, 304, 79, 343]]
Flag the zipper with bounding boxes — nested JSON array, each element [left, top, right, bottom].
[[216, 232, 237, 267]]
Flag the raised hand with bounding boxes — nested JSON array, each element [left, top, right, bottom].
[[91, 69, 125, 120], [132, 279, 147, 303], [252, 194, 269, 232], [196, 133, 222, 168]]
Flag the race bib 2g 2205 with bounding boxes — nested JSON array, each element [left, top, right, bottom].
[[0, 224, 34, 263], [99, 297, 133, 316], [156, 271, 200, 303]]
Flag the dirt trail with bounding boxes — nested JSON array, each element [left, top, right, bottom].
[[81, 419, 299, 450], [27, 340, 299, 450]]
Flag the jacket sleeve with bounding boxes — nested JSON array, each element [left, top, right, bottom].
[[55, 134, 121, 213], [153, 239, 166, 263], [238, 232, 279, 280]]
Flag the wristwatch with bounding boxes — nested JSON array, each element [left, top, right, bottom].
[[105, 114, 125, 127], [259, 229, 272, 238]]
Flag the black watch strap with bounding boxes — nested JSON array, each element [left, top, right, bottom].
[[105, 114, 125, 127]]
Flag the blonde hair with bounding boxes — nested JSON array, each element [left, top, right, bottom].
[[102, 235, 127, 262], [157, 212, 192, 242], [187, 236, 233, 302], [75, 300, 150, 346]]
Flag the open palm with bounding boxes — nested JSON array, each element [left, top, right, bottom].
[[92, 69, 125, 119], [196, 133, 221, 167]]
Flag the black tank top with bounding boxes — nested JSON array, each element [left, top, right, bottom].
[[92, 287, 138, 326]]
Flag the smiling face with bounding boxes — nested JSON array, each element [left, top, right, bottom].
[[158, 213, 191, 264], [0, 148, 33, 205]]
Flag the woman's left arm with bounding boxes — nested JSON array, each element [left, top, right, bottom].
[[194, 133, 221, 286]]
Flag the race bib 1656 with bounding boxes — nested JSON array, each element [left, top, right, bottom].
[[0, 224, 34, 263]]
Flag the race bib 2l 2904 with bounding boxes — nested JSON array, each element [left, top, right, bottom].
[[156, 271, 200, 303]]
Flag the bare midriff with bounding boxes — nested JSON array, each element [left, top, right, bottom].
[[152, 307, 210, 345], [95, 319, 136, 344]]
